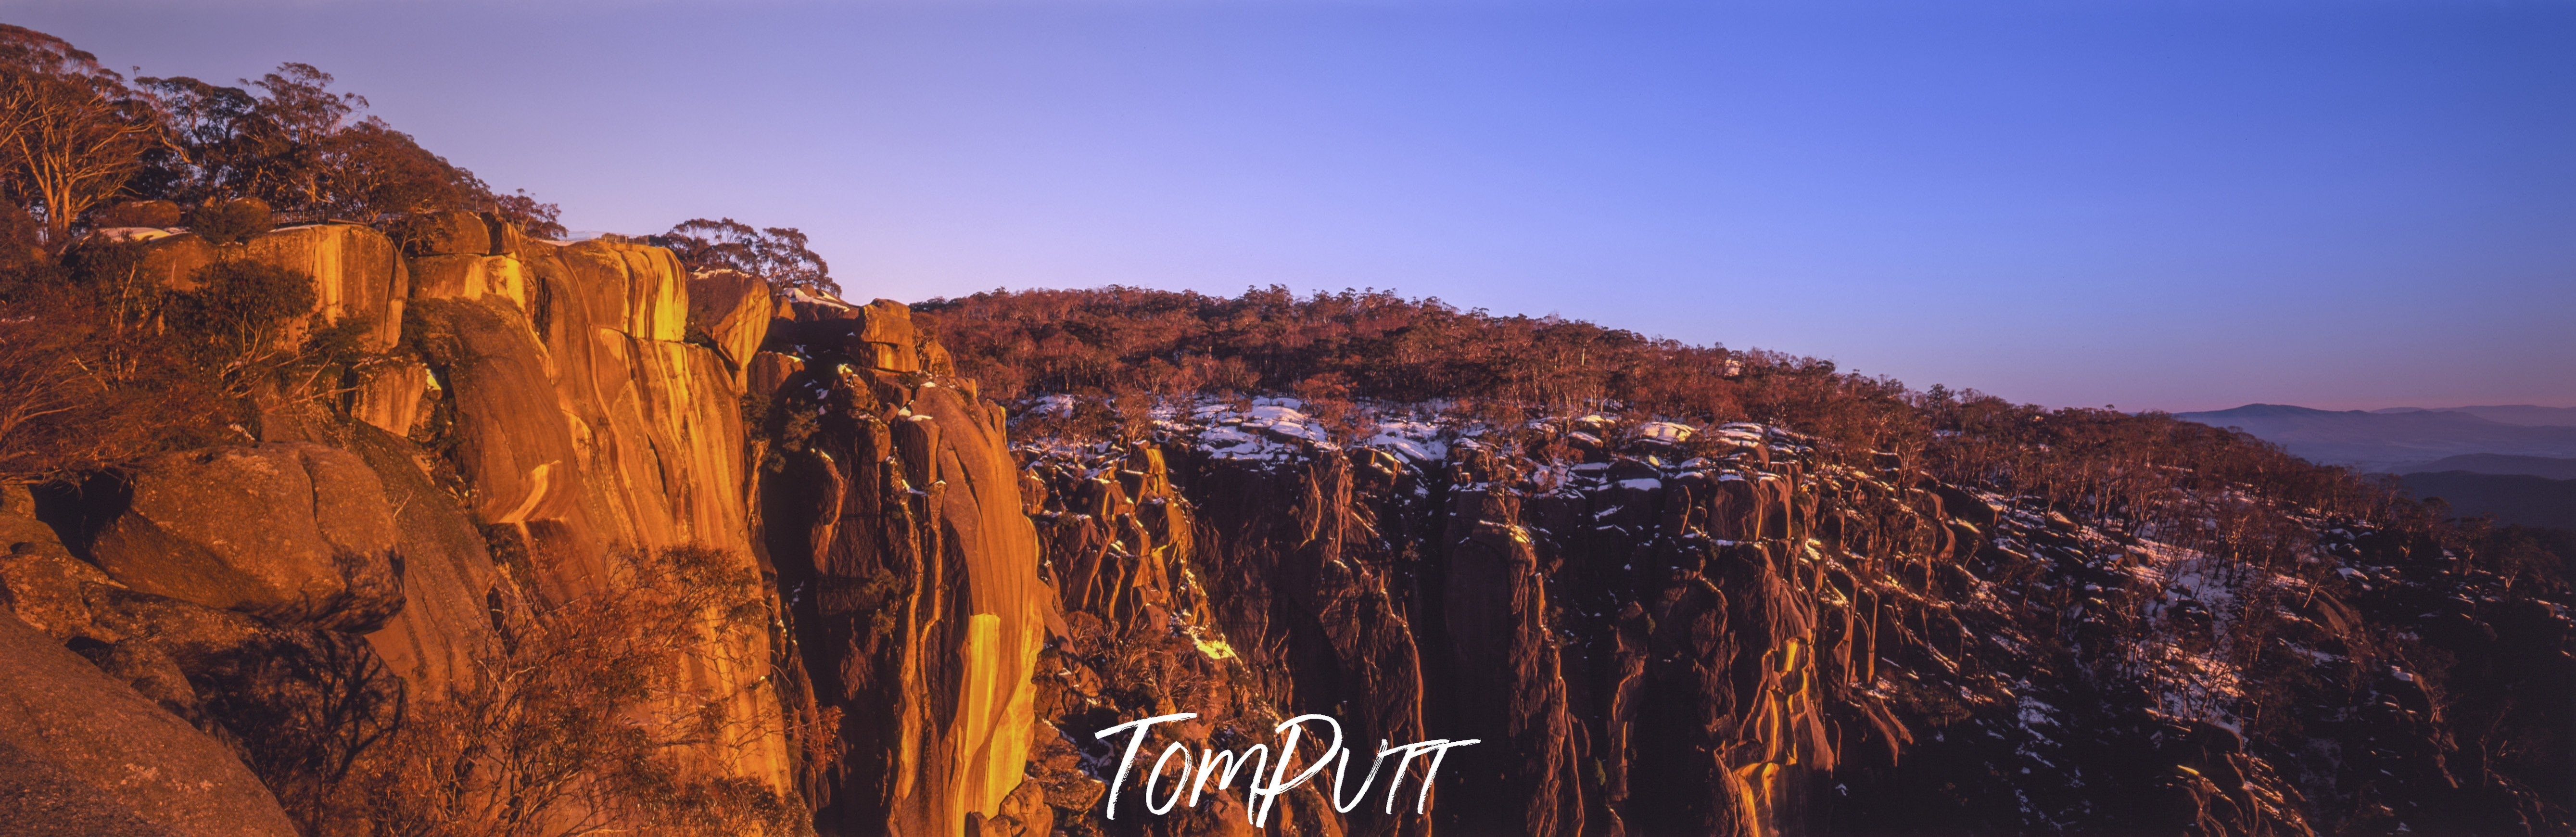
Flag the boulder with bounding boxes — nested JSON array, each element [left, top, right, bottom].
[[687, 268, 774, 376], [347, 361, 435, 438], [0, 511, 105, 641], [88, 444, 404, 631], [851, 298, 915, 345], [119, 232, 219, 292], [746, 352, 805, 405], [0, 610, 299, 837]]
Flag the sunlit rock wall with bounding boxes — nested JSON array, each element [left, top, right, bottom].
[[757, 298, 1053, 837]]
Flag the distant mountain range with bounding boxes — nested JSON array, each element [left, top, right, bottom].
[[2172, 404, 2576, 473], [2372, 404, 2576, 427], [2174, 404, 2576, 530], [2401, 453, 2576, 481]]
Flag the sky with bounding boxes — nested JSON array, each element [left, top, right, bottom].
[[9, 0, 2573, 412]]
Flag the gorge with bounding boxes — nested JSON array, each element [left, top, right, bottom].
[[0, 210, 2567, 837]]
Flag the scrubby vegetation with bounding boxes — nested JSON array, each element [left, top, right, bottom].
[[317, 543, 802, 837], [918, 283, 2559, 558], [921, 283, 2570, 587], [920, 285, 2562, 544], [0, 238, 386, 482]]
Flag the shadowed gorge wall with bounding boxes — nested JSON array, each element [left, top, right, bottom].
[[756, 295, 1053, 837]]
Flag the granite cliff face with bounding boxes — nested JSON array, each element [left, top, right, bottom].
[[755, 293, 1054, 837], [998, 407, 1945, 836], [2, 215, 2568, 837], [6, 213, 1071, 836], [993, 398, 2571, 837], [6, 215, 809, 832]]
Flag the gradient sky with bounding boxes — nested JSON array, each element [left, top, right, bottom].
[[11, 0, 2573, 412]]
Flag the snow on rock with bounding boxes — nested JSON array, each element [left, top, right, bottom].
[[1631, 421, 1695, 444]]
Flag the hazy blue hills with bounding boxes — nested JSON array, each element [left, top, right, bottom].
[[2400, 454, 2576, 481], [2373, 404, 2576, 427], [2174, 405, 2576, 530], [2173, 404, 2576, 473]]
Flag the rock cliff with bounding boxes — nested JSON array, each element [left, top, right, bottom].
[[4, 219, 2566, 837], [8, 213, 804, 831], [981, 396, 2572, 837], [756, 294, 1053, 837]]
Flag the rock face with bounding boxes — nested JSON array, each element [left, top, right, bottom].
[[88, 443, 404, 632], [992, 397, 2575, 837], [116, 222, 409, 353], [0, 610, 299, 837], [237, 224, 409, 352], [16, 213, 2567, 837], [34, 212, 800, 824], [759, 298, 1053, 837], [339, 422, 499, 695], [689, 267, 776, 382], [402, 225, 789, 788]]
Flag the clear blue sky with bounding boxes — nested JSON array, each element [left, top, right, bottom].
[[13, 0, 2573, 412]]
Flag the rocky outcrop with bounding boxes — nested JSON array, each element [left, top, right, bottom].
[[770, 295, 926, 373], [238, 224, 409, 352], [1437, 449, 1585, 837], [7, 465, 409, 833], [401, 222, 789, 790], [116, 222, 409, 353], [1005, 404, 2046, 836], [689, 268, 776, 381], [759, 299, 1054, 837], [41, 211, 799, 822], [0, 610, 300, 837], [996, 397, 2576, 837], [87, 443, 404, 632]]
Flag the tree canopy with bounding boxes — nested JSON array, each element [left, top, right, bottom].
[[651, 217, 836, 296], [0, 26, 564, 245]]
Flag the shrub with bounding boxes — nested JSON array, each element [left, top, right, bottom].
[[186, 197, 274, 245], [333, 543, 807, 837], [0, 248, 224, 482], [90, 199, 183, 229], [166, 259, 314, 368]]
